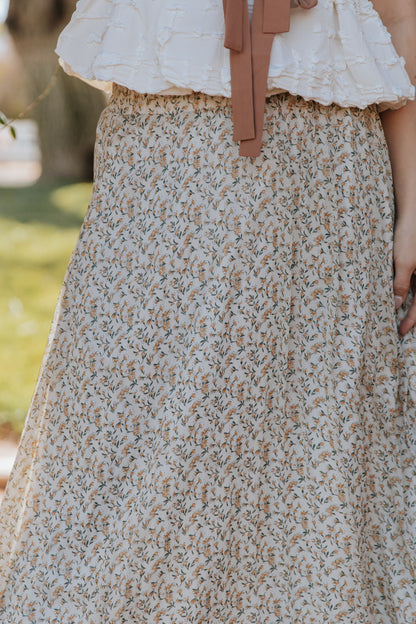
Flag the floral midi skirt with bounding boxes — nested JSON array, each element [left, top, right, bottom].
[[1, 84, 416, 624]]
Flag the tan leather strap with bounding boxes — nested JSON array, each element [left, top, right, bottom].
[[223, 0, 317, 157]]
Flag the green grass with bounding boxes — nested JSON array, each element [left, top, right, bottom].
[[0, 181, 92, 436]]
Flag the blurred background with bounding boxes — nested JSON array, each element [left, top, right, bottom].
[[0, 0, 107, 446]]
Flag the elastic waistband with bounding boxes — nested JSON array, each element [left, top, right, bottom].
[[109, 82, 377, 119], [111, 83, 233, 113]]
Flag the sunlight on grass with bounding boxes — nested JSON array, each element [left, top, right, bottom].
[[0, 182, 92, 435]]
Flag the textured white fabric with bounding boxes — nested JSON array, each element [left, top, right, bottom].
[[55, 0, 415, 110]]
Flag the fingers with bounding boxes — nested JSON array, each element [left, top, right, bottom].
[[399, 293, 416, 336], [394, 263, 416, 335], [392, 214, 416, 335], [393, 261, 411, 311]]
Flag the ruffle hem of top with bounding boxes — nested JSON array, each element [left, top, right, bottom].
[[55, 0, 415, 112]]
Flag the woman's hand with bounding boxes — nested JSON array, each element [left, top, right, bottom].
[[373, 0, 416, 336], [393, 214, 416, 335]]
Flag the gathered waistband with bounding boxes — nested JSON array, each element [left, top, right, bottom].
[[109, 83, 299, 117], [111, 83, 233, 112], [109, 82, 378, 131]]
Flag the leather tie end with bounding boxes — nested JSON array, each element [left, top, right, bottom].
[[223, 0, 244, 52], [239, 142, 262, 158], [263, 0, 290, 34]]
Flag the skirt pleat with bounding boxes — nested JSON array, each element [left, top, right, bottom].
[[1, 84, 416, 623]]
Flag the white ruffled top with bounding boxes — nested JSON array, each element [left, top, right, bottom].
[[55, 0, 415, 111]]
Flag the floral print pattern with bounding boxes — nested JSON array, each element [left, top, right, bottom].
[[1, 84, 416, 623]]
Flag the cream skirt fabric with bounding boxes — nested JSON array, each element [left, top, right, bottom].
[[1, 84, 416, 623]]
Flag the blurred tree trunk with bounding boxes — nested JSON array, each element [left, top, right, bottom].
[[6, 0, 106, 181]]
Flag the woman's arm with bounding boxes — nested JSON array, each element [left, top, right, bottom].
[[372, 0, 416, 336]]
